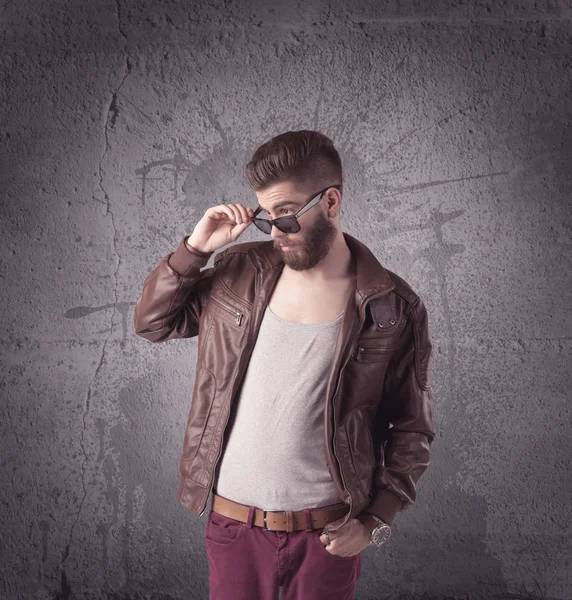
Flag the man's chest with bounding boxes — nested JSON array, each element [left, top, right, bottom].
[[267, 272, 355, 324]]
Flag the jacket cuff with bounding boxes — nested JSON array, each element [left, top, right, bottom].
[[184, 237, 212, 257], [363, 488, 404, 527], [168, 236, 213, 276]]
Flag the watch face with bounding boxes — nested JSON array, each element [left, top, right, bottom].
[[372, 524, 391, 545]]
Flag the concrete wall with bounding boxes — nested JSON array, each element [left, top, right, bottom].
[[1, 1, 571, 598]]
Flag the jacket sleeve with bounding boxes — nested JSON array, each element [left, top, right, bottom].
[[365, 297, 436, 527], [133, 236, 225, 342]]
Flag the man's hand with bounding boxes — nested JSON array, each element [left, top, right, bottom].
[[318, 515, 374, 557]]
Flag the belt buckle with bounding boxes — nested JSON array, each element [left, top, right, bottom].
[[263, 510, 283, 531]]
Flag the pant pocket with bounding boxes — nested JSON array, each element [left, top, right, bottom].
[[205, 510, 245, 546]]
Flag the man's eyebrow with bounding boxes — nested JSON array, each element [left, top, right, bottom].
[[257, 201, 298, 213]]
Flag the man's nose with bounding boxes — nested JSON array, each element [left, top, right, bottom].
[[271, 224, 287, 238]]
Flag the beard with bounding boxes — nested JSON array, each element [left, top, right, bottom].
[[275, 209, 338, 272]]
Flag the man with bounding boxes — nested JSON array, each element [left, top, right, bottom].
[[134, 130, 436, 599]]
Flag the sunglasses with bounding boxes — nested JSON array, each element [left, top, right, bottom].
[[251, 184, 341, 234]]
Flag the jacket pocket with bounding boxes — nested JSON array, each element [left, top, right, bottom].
[[210, 293, 244, 327], [344, 406, 376, 498], [352, 341, 395, 363]]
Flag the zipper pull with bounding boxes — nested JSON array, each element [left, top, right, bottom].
[[353, 346, 363, 361]]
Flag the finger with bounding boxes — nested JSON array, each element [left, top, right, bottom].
[[226, 204, 242, 225], [235, 203, 250, 223], [229, 207, 248, 227], [236, 205, 255, 227], [210, 205, 235, 223]]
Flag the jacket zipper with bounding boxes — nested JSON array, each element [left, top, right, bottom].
[[210, 294, 243, 326], [198, 273, 261, 516], [353, 346, 393, 361], [327, 287, 395, 533], [329, 370, 351, 530]]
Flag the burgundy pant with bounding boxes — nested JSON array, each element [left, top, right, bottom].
[[204, 505, 362, 600]]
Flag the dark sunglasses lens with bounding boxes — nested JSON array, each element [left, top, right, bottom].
[[254, 218, 272, 234], [275, 217, 300, 233], [254, 217, 299, 234]]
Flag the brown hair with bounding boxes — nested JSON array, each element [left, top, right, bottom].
[[245, 130, 343, 197]]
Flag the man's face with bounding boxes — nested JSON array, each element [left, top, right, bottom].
[[255, 181, 339, 272]]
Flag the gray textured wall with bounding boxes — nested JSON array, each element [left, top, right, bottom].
[[1, 1, 571, 599]]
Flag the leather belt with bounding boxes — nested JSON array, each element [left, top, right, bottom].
[[211, 493, 350, 532]]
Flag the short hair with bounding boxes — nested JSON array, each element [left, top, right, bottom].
[[245, 130, 343, 197]]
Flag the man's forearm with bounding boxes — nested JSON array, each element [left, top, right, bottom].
[[357, 512, 383, 531]]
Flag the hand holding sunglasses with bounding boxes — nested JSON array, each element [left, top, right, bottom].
[[186, 202, 255, 254]]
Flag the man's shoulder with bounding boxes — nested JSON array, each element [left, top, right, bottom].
[[383, 268, 425, 309]]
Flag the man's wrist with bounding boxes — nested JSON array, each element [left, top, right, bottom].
[[185, 236, 211, 256], [357, 513, 382, 532], [358, 512, 393, 547]]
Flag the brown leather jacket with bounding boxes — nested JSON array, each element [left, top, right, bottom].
[[134, 231, 435, 532]]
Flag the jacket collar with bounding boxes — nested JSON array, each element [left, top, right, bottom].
[[251, 231, 395, 305]]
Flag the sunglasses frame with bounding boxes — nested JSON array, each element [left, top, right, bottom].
[[251, 184, 342, 234]]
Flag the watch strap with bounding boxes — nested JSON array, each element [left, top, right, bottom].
[[365, 513, 385, 528]]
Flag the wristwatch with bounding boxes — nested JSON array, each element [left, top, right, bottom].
[[365, 514, 392, 546]]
